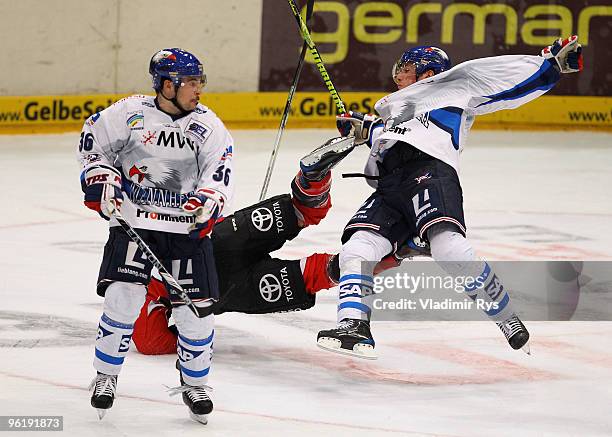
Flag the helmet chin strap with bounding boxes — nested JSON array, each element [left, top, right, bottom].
[[160, 84, 191, 116]]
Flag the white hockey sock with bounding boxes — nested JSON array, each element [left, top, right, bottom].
[[94, 282, 146, 375], [338, 269, 375, 322], [337, 231, 392, 323], [173, 305, 214, 387], [94, 314, 135, 376], [429, 225, 515, 323], [462, 261, 514, 322]]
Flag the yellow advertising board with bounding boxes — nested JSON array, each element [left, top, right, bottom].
[[0, 95, 127, 134], [206, 92, 612, 131], [0, 93, 609, 134]]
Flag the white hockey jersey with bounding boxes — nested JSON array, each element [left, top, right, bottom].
[[77, 95, 235, 234], [363, 55, 560, 184]]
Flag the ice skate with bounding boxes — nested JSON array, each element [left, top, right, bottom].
[[300, 136, 355, 181], [497, 314, 531, 354], [168, 382, 213, 424], [317, 318, 376, 359], [89, 372, 117, 420], [168, 364, 213, 425]]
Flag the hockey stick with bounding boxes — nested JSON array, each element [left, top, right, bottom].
[[108, 202, 213, 318], [259, 0, 315, 201], [287, 0, 346, 115]]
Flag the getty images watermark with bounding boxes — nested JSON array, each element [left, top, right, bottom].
[[365, 261, 612, 321], [371, 271, 499, 313], [0, 416, 63, 431]]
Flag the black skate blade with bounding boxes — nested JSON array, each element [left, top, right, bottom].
[[317, 337, 377, 360], [300, 136, 355, 167], [189, 411, 208, 425], [522, 342, 531, 355]]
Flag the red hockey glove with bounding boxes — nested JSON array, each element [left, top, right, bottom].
[[182, 188, 226, 239], [80, 164, 123, 220], [541, 35, 583, 73]]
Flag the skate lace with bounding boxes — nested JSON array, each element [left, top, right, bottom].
[[89, 374, 117, 397], [167, 384, 213, 402], [498, 316, 524, 339], [337, 319, 357, 330]]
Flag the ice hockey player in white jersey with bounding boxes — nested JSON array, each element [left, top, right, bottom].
[[78, 48, 234, 424], [315, 36, 583, 359]]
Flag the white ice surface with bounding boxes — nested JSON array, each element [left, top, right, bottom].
[[1, 130, 611, 436]]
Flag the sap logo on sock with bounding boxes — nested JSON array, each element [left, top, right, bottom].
[[340, 283, 373, 297], [118, 334, 132, 352], [177, 344, 204, 362], [251, 207, 274, 232], [96, 325, 113, 340], [259, 274, 282, 302]]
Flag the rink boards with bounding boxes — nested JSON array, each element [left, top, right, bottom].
[[0, 93, 610, 134]]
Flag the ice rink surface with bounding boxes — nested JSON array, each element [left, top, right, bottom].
[[1, 129, 611, 436]]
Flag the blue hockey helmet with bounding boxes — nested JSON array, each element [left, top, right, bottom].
[[149, 48, 206, 91], [392, 46, 451, 81]]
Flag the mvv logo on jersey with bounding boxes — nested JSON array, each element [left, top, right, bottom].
[[157, 131, 195, 149], [126, 111, 144, 130]]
